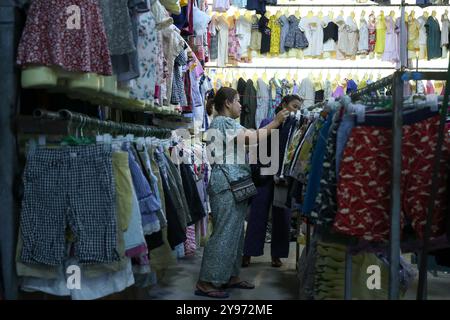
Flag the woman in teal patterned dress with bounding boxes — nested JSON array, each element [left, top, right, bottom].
[[195, 87, 289, 298]]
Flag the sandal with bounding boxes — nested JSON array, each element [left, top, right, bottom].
[[224, 280, 255, 290], [271, 258, 283, 268], [195, 287, 229, 299]]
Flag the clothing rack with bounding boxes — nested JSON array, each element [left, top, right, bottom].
[[299, 69, 448, 299], [346, 70, 449, 300], [20, 109, 173, 139]]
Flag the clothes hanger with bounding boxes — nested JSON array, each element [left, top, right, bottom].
[[318, 10, 323, 19], [276, 9, 283, 19], [286, 70, 292, 82], [262, 69, 268, 82], [328, 10, 334, 20]]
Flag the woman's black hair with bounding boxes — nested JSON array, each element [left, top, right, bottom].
[[275, 94, 303, 114], [206, 87, 238, 115]]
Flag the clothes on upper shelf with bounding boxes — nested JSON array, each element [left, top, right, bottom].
[[205, 9, 450, 64]]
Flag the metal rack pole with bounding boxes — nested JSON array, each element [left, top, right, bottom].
[[305, 218, 311, 256], [389, 4, 407, 299], [417, 55, 450, 300], [389, 71, 403, 300], [30, 109, 173, 139], [344, 249, 352, 300]]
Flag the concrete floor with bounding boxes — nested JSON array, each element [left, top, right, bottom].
[[147, 243, 450, 300], [147, 243, 299, 300]]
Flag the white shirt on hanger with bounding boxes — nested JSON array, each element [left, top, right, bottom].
[[216, 16, 229, 67], [358, 17, 369, 53], [256, 78, 270, 128], [299, 16, 324, 57], [299, 77, 315, 108], [236, 16, 252, 58], [418, 16, 427, 46]]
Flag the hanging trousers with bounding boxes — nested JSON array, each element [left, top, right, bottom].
[[243, 181, 291, 258]]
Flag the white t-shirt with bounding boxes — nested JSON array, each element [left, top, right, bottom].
[[299, 77, 315, 108], [299, 16, 324, 57], [418, 16, 427, 46], [216, 17, 229, 67], [236, 16, 252, 58]]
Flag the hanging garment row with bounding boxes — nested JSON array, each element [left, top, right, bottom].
[[207, 8, 450, 66], [271, 96, 450, 244], [208, 71, 447, 129], [17, 135, 210, 299], [16, 0, 212, 115], [212, 0, 450, 13]]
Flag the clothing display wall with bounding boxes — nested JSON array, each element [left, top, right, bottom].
[[206, 7, 450, 67], [4, 0, 217, 300]]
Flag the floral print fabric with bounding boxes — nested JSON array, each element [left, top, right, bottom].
[[17, 0, 112, 75], [129, 12, 158, 104]]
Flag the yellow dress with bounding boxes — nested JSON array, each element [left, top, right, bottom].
[[407, 18, 420, 52], [375, 15, 386, 54], [268, 16, 281, 55]]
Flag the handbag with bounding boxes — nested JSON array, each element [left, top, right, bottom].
[[219, 166, 257, 202]]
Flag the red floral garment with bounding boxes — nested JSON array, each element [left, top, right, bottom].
[[333, 115, 450, 242], [17, 0, 112, 75]]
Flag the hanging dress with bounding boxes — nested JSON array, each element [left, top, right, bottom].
[[418, 15, 428, 59], [374, 14, 386, 55], [358, 17, 369, 55], [345, 16, 359, 57], [368, 13, 377, 53], [382, 15, 399, 63], [336, 15, 347, 59], [407, 17, 420, 59], [268, 15, 281, 55]]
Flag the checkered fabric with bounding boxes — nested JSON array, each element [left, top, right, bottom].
[[170, 51, 188, 105], [20, 145, 119, 266]]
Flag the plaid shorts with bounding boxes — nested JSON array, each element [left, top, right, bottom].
[[20, 145, 119, 266]]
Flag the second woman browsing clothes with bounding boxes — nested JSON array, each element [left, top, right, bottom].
[[243, 95, 304, 268]]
